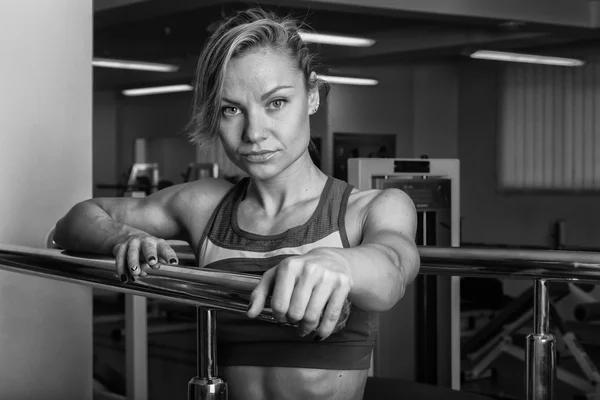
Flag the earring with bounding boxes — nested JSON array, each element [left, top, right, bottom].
[[310, 103, 320, 114]]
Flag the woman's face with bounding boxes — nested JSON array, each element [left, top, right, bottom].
[[218, 48, 319, 181]]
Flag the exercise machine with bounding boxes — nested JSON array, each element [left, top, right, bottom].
[[348, 157, 461, 390]]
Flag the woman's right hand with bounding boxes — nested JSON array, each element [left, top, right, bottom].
[[112, 235, 179, 283]]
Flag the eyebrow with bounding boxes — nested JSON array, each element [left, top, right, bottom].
[[260, 85, 294, 101], [221, 85, 294, 104]]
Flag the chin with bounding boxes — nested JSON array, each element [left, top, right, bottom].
[[241, 159, 293, 181], [243, 165, 280, 181]]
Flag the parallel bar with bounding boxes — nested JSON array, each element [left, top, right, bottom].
[[6, 244, 600, 286], [3, 244, 600, 400], [0, 247, 271, 324]]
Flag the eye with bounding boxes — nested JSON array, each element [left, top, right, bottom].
[[268, 99, 286, 110], [222, 106, 240, 116]]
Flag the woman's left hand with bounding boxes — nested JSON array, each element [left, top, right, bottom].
[[247, 248, 353, 340]]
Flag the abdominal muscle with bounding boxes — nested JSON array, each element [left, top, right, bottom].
[[223, 365, 368, 400]]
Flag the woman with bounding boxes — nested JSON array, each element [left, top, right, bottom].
[[55, 8, 420, 400]]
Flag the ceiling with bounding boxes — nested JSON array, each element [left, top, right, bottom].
[[93, 0, 600, 91]]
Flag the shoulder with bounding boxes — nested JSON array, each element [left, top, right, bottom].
[[348, 187, 416, 231], [348, 186, 414, 211], [169, 177, 235, 213]]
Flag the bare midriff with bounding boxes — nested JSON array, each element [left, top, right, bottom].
[[223, 366, 368, 400]]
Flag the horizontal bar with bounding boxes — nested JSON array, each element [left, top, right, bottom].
[[173, 245, 600, 283], [418, 246, 600, 283], [0, 244, 274, 322], [3, 243, 600, 307]]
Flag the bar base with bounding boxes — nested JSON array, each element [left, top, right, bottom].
[[526, 333, 556, 400], [188, 377, 228, 400]]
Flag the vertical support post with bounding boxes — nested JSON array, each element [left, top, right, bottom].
[[188, 308, 228, 400], [126, 294, 148, 400], [526, 279, 556, 400]]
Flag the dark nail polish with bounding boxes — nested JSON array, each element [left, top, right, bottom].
[[120, 274, 127, 283], [169, 258, 177, 264], [148, 256, 156, 263], [314, 335, 324, 342]]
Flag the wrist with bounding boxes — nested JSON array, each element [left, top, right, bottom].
[[308, 247, 355, 287]]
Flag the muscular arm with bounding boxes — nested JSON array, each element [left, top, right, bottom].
[[54, 184, 189, 255], [54, 178, 231, 256], [312, 188, 420, 312]]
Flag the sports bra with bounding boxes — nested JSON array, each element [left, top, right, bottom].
[[196, 176, 378, 369]]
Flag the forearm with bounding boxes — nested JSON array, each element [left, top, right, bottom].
[[54, 200, 147, 255], [313, 241, 420, 312]]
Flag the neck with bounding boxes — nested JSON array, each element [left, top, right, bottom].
[[246, 153, 328, 215]]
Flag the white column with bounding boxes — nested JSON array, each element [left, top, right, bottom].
[[0, 1, 93, 399]]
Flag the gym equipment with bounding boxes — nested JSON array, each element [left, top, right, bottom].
[[4, 245, 600, 398], [462, 283, 600, 398], [348, 157, 461, 389], [97, 163, 161, 197], [182, 162, 219, 182]]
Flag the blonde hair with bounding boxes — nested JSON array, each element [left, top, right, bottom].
[[185, 8, 328, 148]]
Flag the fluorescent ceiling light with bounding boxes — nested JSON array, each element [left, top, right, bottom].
[[93, 57, 180, 72], [469, 50, 584, 67], [299, 31, 375, 47], [122, 75, 377, 96], [318, 74, 378, 86], [122, 84, 193, 96]]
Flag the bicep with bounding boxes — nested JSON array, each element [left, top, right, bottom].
[[360, 189, 420, 278], [92, 184, 187, 241], [361, 189, 417, 244]]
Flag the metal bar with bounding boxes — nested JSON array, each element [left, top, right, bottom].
[[189, 307, 228, 400], [177, 245, 600, 282], [126, 295, 148, 400], [198, 308, 217, 379], [0, 246, 274, 322], [7, 244, 600, 400], [527, 280, 556, 400], [8, 244, 600, 285], [534, 280, 550, 335]]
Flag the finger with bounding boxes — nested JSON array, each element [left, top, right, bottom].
[[157, 241, 178, 265], [315, 290, 349, 340], [126, 239, 142, 279], [141, 240, 158, 268], [113, 244, 128, 283], [247, 268, 275, 319], [270, 263, 299, 323], [139, 262, 150, 278], [286, 272, 319, 325], [297, 284, 332, 337]]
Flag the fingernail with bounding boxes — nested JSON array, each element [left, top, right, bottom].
[[314, 335, 324, 342], [148, 256, 156, 263], [131, 265, 138, 271], [247, 302, 252, 312], [169, 258, 177, 264], [120, 274, 127, 283], [278, 322, 287, 327], [299, 331, 309, 337]]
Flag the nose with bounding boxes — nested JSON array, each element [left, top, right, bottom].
[[242, 110, 267, 143]]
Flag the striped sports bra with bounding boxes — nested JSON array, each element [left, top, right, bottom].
[[196, 176, 377, 369]]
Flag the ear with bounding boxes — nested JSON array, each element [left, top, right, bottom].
[[308, 72, 320, 115]]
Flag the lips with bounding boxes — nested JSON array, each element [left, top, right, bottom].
[[241, 151, 278, 162]]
